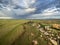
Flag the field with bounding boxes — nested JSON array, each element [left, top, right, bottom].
[[0, 19, 60, 45]]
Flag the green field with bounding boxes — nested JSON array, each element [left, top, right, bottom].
[[0, 19, 60, 45]]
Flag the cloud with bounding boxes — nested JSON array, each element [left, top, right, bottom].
[[41, 7, 60, 16], [27, 7, 60, 19], [0, 0, 60, 19], [0, 17, 13, 19], [25, 8, 36, 13]]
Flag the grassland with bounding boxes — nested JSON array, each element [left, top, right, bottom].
[[0, 20, 29, 45], [0, 19, 60, 45]]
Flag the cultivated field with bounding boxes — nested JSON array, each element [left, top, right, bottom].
[[0, 19, 60, 45]]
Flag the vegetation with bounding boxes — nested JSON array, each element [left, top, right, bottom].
[[0, 19, 60, 45]]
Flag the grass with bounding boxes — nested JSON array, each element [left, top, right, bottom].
[[0, 19, 60, 45], [11, 23, 48, 45], [0, 20, 29, 45]]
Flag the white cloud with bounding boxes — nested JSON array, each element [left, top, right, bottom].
[[22, 0, 36, 8], [41, 7, 59, 15], [12, 7, 36, 16], [0, 0, 36, 17], [0, 11, 5, 17], [7, 8, 11, 11], [12, 0, 36, 8], [0, 7, 14, 17], [25, 8, 36, 13], [31, 0, 36, 4], [0, 17, 13, 19], [0, 0, 60, 19], [27, 7, 60, 19]]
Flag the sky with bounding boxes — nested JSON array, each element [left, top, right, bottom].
[[0, 0, 60, 19]]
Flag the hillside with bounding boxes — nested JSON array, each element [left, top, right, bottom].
[[0, 20, 60, 45]]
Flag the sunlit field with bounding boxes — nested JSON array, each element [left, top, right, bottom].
[[0, 19, 60, 45]]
